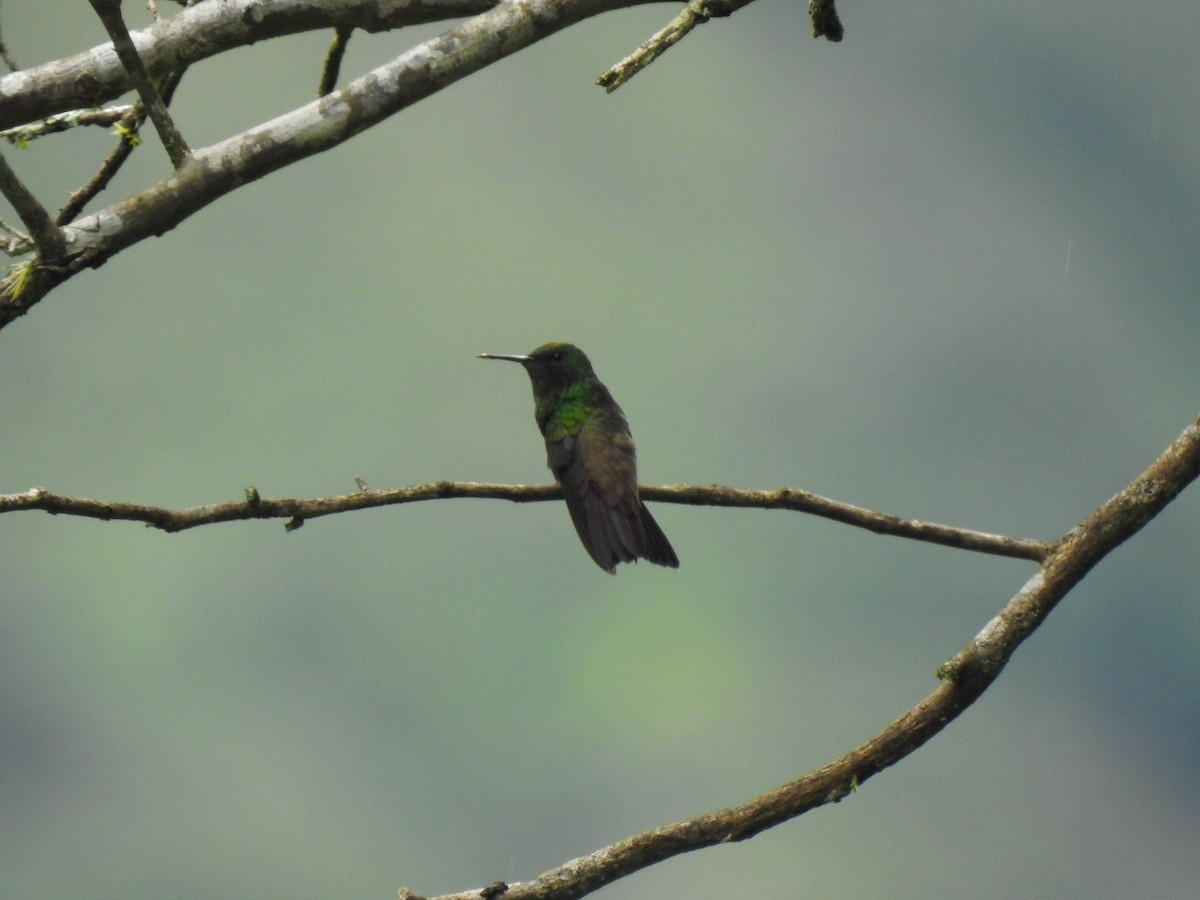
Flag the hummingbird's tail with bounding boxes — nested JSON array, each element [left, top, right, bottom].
[[563, 484, 680, 573], [635, 503, 680, 570]]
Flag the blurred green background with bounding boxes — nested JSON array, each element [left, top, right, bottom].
[[2, 2, 1198, 898]]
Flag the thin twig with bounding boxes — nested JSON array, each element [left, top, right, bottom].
[[1, 105, 134, 147], [394, 415, 1200, 900], [0, 214, 29, 252], [319, 25, 354, 96], [597, 0, 753, 93], [57, 107, 143, 225], [0, 481, 1050, 560], [88, 0, 191, 167], [646, 483, 1049, 559]]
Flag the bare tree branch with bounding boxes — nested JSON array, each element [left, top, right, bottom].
[[1, 0, 754, 329], [0, 105, 134, 149], [0, 0, 504, 131], [654, 483, 1050, 559], [597, 0, 755, 93], [0, 480, 1050, 560], [0, 148, 66, 262], [388, 413, 1200, 899], [320, 24, 355, 96]]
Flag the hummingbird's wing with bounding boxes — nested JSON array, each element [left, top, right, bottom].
[[546, 424, 677, 572], [546, 433, 635, 573]]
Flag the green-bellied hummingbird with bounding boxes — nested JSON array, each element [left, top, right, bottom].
[[480, 342, 679, 574]]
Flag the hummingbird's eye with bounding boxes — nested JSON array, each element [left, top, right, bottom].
[[551, 351, 563, 360]]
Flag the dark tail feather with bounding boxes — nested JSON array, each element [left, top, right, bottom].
[[562, 482, 679, 572], [636, 503, 679, 569]]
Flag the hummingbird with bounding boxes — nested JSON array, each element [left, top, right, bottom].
[[480, 342, 679, 573]]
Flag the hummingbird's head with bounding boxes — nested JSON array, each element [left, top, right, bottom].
[[479, 342, 596, 395]]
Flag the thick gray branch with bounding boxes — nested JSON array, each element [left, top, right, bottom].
[[0, 0, 500, 131]]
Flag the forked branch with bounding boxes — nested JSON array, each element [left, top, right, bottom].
[[0, 0, 793, 329], [390, 418, 1200, 899]]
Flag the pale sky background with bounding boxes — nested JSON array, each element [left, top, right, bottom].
[[2, 2, 1199, 898]]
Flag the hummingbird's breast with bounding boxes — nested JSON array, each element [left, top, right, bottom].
[[537, 383, 590, 442]]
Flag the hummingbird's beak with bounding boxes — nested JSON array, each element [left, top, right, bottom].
[[478, 353, 531, 364]]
